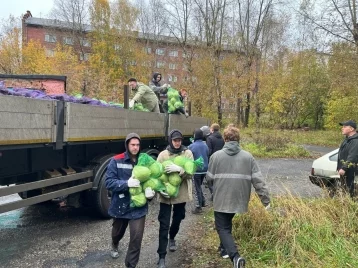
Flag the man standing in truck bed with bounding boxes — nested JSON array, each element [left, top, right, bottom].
[[128, 78, 160, 112]]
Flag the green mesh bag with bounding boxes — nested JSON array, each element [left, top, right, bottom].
[[137, 153, 156, 167]]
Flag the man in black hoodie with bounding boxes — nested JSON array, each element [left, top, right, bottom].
[[337, 120, 358, 197], [149, 73, 169, 113], [206, 123, 225, 158]]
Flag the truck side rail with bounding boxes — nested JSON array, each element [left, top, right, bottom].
[[0, 171, 93, 214]]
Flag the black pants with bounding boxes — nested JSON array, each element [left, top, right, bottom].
[[342, 169, 356, 197], [193, 174, 206, 207], [157, 202, 186, 258], [112, 216, 146, 268], [214, 211, 238, 260]]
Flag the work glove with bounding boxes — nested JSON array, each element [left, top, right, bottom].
[[145, 187, 155, 199], [184, 112, 189, 118], [127, 176, 140, 187], [159, 190, 170, 199], [165, 164, 185, 175], [129, 99, 135, 109], [162, 83, 168, 89], [265, 204, 271, 211]]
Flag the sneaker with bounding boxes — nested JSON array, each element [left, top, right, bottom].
[[169, 239, 177, 252], [110, 243, 119, 259], [233, 255, 246, 268], [192, 207, 203, 214], [220, 248, 229, 259], [157, 258, 166, 268]]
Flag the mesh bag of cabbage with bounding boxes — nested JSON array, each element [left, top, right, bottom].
[[167, 88, 184, 113]]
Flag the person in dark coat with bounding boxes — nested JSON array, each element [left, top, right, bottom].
[[105, 133, 155, 267], [206, 123, 225, 158], [149, 73, 169, 113], [189, 129, 209, 214], [337, 120, 358, 197]]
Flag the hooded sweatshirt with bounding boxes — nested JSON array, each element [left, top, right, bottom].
[[149, 72, 168, 99], [206, 141, 270, 214], [189, 129, 209, 173], [105, 133, 148, 219]]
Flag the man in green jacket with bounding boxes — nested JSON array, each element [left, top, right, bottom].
[[206, 126, 270, 268], [128, 78, 160, 112]]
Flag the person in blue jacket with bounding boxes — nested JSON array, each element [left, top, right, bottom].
[[189, 128, 209, 214], [105, 133, 155, 268]]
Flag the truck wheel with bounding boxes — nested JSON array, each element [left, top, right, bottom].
[[94, 171, 111, 218], [90, 154, 114, 219], [143, 149, 160, 160]]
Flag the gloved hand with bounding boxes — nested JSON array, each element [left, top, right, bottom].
[[127, 176, 140, 187], [265, 204, 271, 211], [165, 164, 184, 175], [129, 99, 135, 109], [145, 187, 155, 199], [184, 112, 189, 118], [167, 84, 171, 88], [162, 83, 168, 89], [159, 190, 170, 199]]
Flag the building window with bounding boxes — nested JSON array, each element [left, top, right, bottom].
[[80, 53, 90, 61], [221, 103, 226, 109], [63, 37, 73, 45], [168, 50, 178, 57], [156, 48, 165, 55], [144, 47, 152, 54], [156, 61, 165, 68], [169, 63, 177, 70], [80, 38, 91, 47], [142, 61, 152, 67], [45, 49, 55, 57], [130, 60, 137, 66], [45, 34, 56, 43], [182, 64, 188, 71], [168, 75, 177, 82]]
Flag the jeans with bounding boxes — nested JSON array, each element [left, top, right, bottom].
[[112, 216, 146, 268], [157, 202, 186, 258], [214, 211, 238, 260], [341, 169, 356, 197], [193, 174, 206, 207]]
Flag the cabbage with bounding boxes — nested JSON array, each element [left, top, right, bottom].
[[168, 103, 175, 113], [172, 90, 179, 97], [173, 156, 187, 167], [184, 161, 196, 175], [162, 160, 174, 169], [132, 166, 151, 182], [143, 178, 165, 192], [168, 173, 182, 186], [165, 182, 179, 197], [129, 185, 143, 195], [149, 162, 163, 178], [174, 101, 183, 109], [158, 173, 169, 183], [167, 91, 175, 99], [170, 97, 177, 105], [130, 193, 147, 207]]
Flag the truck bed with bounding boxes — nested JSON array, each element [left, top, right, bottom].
[[0, 95, 210, 147], [0, 95, 56, 146]]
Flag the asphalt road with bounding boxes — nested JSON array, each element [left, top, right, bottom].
[[0, 157, 323, 268]]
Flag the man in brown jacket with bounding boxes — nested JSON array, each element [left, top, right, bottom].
[[156, 129, 194, 268]]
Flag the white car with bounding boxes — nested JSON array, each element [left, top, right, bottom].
[[309, 149, 358, 192]]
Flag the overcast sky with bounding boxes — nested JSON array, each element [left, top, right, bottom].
[[0, 0, 54, 21]]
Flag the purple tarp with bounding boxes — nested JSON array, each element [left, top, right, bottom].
[[0, 82, 123, 108]]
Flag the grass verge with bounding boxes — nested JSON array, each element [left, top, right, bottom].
[[190, 194, 358, 268]]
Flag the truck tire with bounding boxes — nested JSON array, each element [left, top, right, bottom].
[[90, 154, 114, 219], [143, 149, 160, 160]]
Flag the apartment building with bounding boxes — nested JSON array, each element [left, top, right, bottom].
[[22, 10, 189, 86]]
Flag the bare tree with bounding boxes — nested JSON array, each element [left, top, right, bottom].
[[231, 0, 276, 127], [299, 0, 358, 47], [50, 0, 90, 56]]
